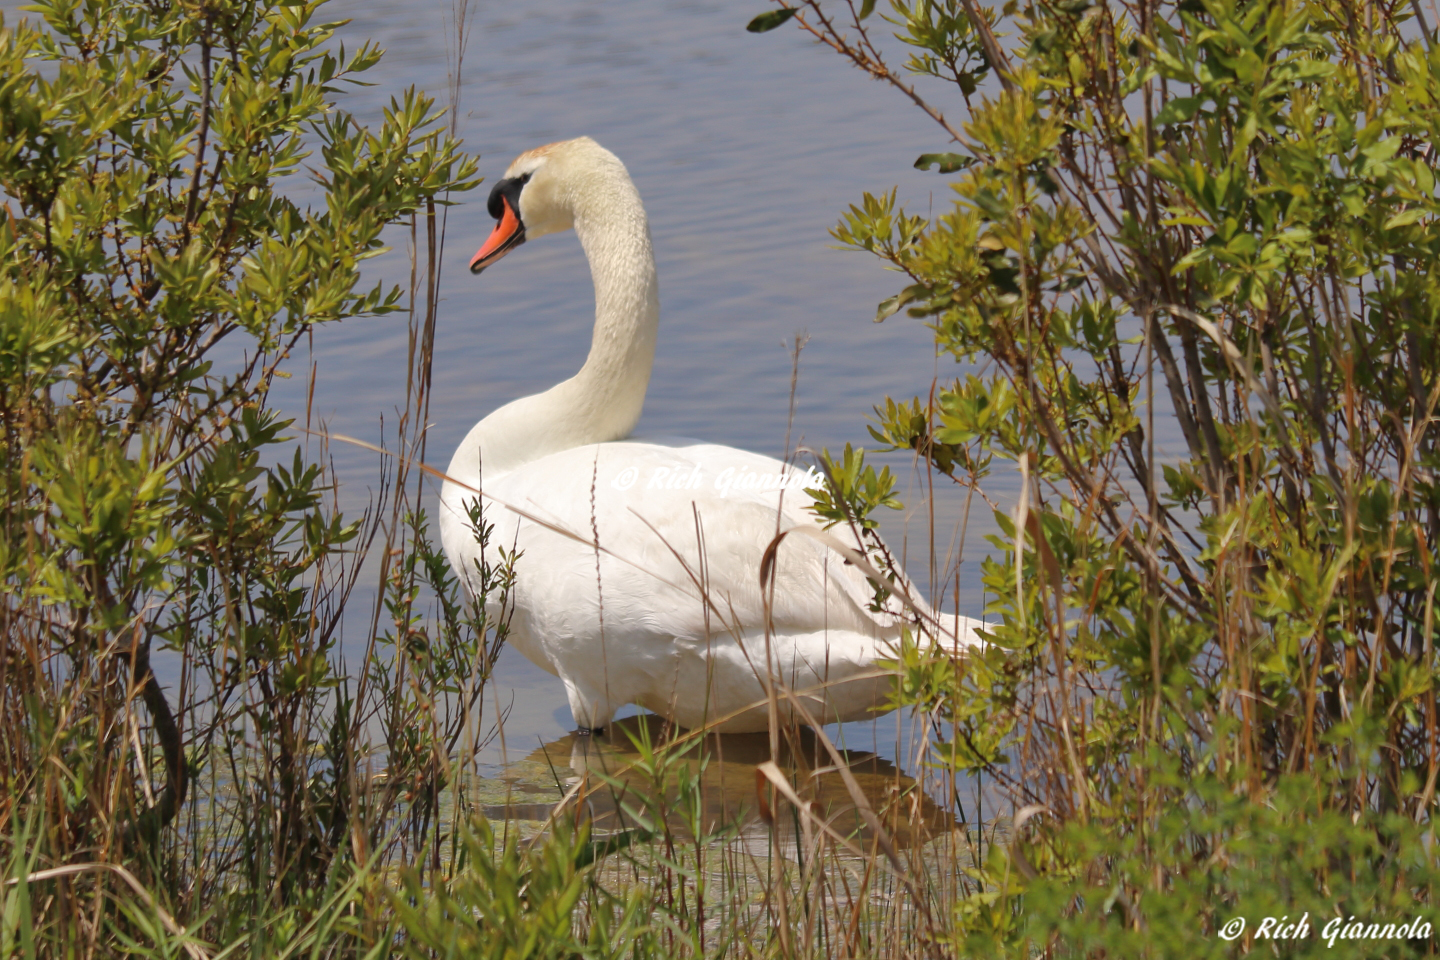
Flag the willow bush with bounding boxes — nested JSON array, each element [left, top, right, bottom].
[[0, 0, 513, 952], [756, 0, 1440, 954]]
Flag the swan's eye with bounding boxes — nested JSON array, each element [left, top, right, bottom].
[[486, 172, 534, 221]]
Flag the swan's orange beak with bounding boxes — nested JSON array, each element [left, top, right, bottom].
[[469, 196, 526, 274]]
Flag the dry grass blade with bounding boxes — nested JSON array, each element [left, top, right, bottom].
[[755, 760, 878, 871], [7, 864, 210, 960], [770, 686, 946, 960], [760, 522, 950, 638]]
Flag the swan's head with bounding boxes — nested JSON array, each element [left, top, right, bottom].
[[469, 136, 627, 275]]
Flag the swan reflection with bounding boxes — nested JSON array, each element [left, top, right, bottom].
[[482, 715, 953, 853]]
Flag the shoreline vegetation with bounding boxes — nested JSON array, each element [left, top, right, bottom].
[[3, 0, 1439, 956]]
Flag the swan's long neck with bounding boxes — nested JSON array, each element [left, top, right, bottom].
[[567, 178, 659, 430], [447, 169, 658, 485]]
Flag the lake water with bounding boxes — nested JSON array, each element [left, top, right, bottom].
[[3, 0, 1018, 779]]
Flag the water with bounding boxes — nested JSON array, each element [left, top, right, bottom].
[[2, 0, 1017, 776], [303, 3, 1005, 537]]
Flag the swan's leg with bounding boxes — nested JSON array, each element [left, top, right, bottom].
[[560, 673, 616, 736]]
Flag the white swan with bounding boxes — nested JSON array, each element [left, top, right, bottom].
[[440, 137, 982, 734]]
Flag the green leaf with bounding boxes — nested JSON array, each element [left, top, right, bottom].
[[875, 284, 926, 322], [1154, 96, 1203, 125], [1121, 63, 1157, 96], [746, 8, 798, 32], [876, 294, 904, 322], [1383, 208, 1426, 230], [575, 828, 654, 870], [1163, 215, 1212, 227], [972, 189, 1010, 220], [859, 0, 877, 18], [914, 152, 974, 173]]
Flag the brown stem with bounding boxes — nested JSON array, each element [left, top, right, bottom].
[[119, 636, 187, 844], [181, 28, 213, 247], [792, 1, 967, 142], [955, 0, 1015, 91]]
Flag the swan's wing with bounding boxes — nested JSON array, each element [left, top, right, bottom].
[[444, 441, 915, 643]]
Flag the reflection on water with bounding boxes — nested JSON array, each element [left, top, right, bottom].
[[480, 715, 953, 854]]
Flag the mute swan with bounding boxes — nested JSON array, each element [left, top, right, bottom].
[[440, 137, 982, 734]]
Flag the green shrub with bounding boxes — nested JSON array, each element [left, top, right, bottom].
[[0, 0, 487, 950], [768, 0, 1440, 951], [394, 815, 660, 960]]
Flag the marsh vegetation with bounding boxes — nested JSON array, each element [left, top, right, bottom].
[[3, 0, 1440, 956]]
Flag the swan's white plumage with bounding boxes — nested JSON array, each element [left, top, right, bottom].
[[440, 137, 982, 733]]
